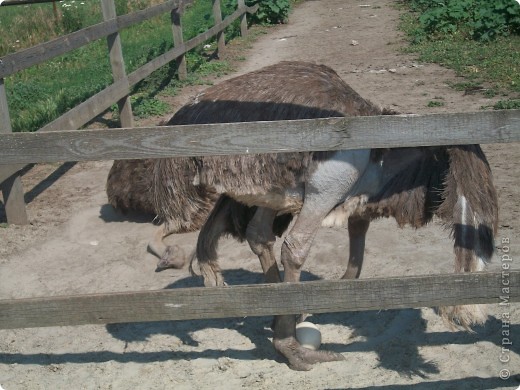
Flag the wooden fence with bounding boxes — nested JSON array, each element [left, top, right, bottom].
[[0, 0, 258, 224], [0, 108, 518, 329], [0, 0, 519, 332], [2, 272, 518, 329]]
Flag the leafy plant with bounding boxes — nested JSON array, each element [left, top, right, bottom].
[[131, 96, 170, 118], [60, 1, 89, 33], [427, 100, 445, 107], [404, 0, 520, 41], [493, 98, 520, 109], [448, 81, 482, 91], [245, 0, 290, 25], [399, 1, 520, 97]]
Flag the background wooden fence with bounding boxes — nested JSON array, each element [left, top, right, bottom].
[[0, 0, 258, 224], [0, 0, 519, 332]]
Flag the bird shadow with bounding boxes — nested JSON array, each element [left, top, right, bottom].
[[97, 203, 157, 224]]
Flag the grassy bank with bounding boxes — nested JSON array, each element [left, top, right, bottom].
[[398, 0, 520, 109]]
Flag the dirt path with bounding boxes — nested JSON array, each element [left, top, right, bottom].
[[1, 1, 519, 389]]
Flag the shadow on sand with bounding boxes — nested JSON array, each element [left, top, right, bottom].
[[0, 268, 518, 387]]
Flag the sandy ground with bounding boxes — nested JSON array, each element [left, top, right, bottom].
[[1, 0, 519, 388]]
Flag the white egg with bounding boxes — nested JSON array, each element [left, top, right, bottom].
[[295, 321, 322, 350]]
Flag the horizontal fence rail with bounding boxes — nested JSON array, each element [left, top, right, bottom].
[[0, 0, 185, 78], [0, 271, 518, 329], [0, 110, 519, 166], [0, 1, 258, 79], [33, 4, 258, 134], [0, 0, 259, 222], [0, 0, 59, 5], [0, 1, 259, 185]]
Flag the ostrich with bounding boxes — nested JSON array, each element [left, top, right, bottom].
[[150, 61, 497, 370], [196, 146, 497, 324], [106, 135, 292, 271], [106, 158, 218, 269]]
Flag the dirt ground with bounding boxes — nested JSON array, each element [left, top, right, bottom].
[[1, 0, 519, 388]]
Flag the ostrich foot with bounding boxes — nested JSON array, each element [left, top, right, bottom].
[[438, 304, 489, 331], [273, 336, 345, 371], [198, 261, 226, 287], [155, 245, 186, 271]]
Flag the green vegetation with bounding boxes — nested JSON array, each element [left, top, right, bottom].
[[1, 0, 292, 132], [493, 98, 520, 109], [399, 0, 520, 105], [427, 100, 445, 107], [246, 0, 291, 24], [404, 0, 520, 41]]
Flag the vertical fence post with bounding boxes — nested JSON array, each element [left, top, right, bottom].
[[52, 0, 61, 22], [101, 0, 134, 128], [0, 78, 28, 225], [212, 0, 225, 57], [238, 0, 248, 37], [171, 6, 187, 81]]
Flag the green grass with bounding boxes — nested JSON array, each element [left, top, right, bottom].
[[8, 41, 113, 132], [398, 9, 520, 99], [0, 0, 246, 132], [493, 98, 520, 110], [427, 100, 445, 107]]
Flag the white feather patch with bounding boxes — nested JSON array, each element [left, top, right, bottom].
[[322, 195, 368, 227]]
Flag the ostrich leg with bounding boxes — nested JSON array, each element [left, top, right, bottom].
[[246, 207, 282, 283], [273, 149, 371, 370], [342, 217, 370, 279]]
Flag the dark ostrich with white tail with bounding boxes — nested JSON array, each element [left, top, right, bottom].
[[149, 61, 498, 370]]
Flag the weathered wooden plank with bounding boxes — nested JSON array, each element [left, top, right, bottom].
[[238, 0, 248, 37], [0, 0, 57, 6], [126, 45, 185, 87], [115, 0, 186, 30], [0, 21, 118, 78], [37, 78, 130, 133], [213, 0, 225, 55], [0, 164, 24, 184], [102, 0, 134, 128], [0, 110, 518, 165], [0, 79, 12, 132], [0, 271, 517, 329], [0, 77, 22, 183], [0, 79, 28, 224], [0, 0, 188, 78], [171, 7, 187, 80], [0, 0, 253, 85], [1, 174, 29, 225]]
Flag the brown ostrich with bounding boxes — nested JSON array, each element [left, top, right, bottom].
[[150, 61, 498, 370], [106, 157, 219, 269]]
